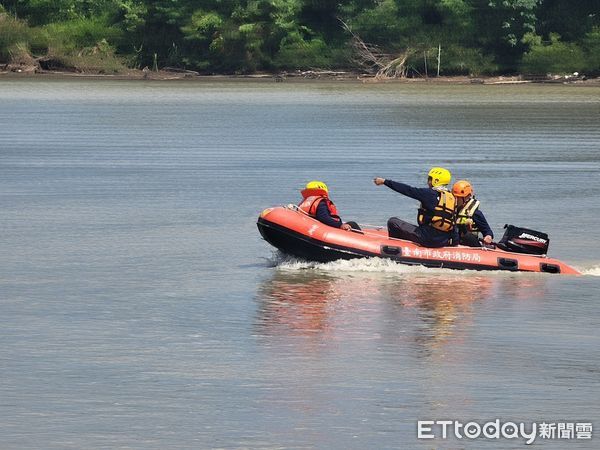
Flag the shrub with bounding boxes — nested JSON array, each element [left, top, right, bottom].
[[410, 45, 499, 76], [274, 34, 331, 69], [42, 17, 125, 72], [8, 41, 36, 65], [582, 27, 600, 75], [0, 13, 31, 61], [44, 17, 122, 54], [0, 13, 50, 63], [45, 38, 125, 73], [51, 52, 125, 73], [521, 33, 586, 75]]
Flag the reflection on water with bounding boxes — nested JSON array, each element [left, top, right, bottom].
[[255, 265, 548, 357], [394, 276, 490, 352], [256, 272, 342, 336], [252, 266, 597, 448]]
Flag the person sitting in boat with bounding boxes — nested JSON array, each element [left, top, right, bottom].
[[298, 181, 360, 231], [452, 180, 494, 247], [373, 167, 456, 247]]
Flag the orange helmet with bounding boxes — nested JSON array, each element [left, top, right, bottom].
[[452, 180, 473, 198]]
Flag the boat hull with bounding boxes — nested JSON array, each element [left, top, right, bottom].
[[257, 207, 581, 275]]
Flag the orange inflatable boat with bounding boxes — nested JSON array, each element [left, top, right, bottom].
[[257, 206, 581, 275]]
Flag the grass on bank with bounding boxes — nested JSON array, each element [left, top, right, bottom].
[[1, 12, 125, 73]]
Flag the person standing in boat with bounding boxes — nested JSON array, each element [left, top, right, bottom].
[[373, 167, 456, 247], [298, 181, 360, 231], [452, 180, 494, 247]]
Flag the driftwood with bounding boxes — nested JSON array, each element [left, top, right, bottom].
[[163, 67, 200, 76], [278, 70, 351, 79], [339, 19, 412, 79]]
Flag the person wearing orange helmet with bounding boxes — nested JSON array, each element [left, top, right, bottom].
[[452, 180, 494, 247], [298, 181, 360, 231]]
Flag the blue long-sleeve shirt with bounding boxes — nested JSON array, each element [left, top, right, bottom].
[[315, 200, 343, 228], [472, 209, 493, 238], [384, 179, 440, 209], [383, 179, 452, 246], [453, 208, 493, 245]]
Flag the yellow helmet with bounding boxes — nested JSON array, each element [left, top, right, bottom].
[[427, 167, 451, 187], [301, 180, 329, 199], [305, 180, 328, 193]]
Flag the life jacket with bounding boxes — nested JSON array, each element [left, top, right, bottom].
[[417, 189, 456, 233], [456, 198, 481, 234], [456, 197, 479, 233], [298, 195, 340, 220]]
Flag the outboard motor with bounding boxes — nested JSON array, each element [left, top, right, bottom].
[[496, 224, 550, 255]]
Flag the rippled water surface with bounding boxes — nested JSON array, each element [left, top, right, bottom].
[[1, 78, 599, 449]]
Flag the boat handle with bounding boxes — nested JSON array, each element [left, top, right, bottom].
[[382, 245, 401, 255], [497, 257, 518, 270], [540, 263, 560, 274]]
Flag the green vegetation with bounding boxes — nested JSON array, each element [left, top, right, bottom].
[[0, 0, 598, 76]]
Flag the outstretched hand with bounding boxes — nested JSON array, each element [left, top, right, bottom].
[[373, 177, 385, 186]]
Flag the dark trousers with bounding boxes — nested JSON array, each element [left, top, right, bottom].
[[459, 233, 481, 247], [387, 217, 421, 243]]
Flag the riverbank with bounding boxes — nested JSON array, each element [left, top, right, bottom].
[[1, 66, 599, 85]]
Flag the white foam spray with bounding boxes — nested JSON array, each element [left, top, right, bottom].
[[579, 265, 600, 277], [271, 254, 535, 278]]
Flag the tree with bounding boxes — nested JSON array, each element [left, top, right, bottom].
[[468, 0, 539, 72], [521, 32, 586, 75]]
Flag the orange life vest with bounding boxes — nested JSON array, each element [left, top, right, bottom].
[[298, 195, 340, 219], [417, 190, 456, 233]]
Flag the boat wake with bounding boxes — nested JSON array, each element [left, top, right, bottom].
[[579, 265, 600, 276], [269, 252, 599, 277], [270, 252, 514, 277], [277, 255, 433, 273]]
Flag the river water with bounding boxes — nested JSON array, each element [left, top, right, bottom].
[[1, 78, 599, 449]]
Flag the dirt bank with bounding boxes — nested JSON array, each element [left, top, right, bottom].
[[1, 65, 599, 85]]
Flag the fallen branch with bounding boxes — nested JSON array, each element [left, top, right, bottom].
[[339, 18, 412, 79]]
